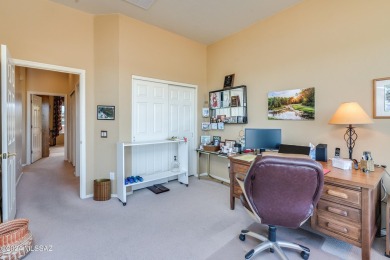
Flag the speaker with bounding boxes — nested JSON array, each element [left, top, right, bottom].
[[316, 144, 327, 162]]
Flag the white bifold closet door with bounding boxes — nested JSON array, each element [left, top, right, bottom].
[[132, 78, 195, 178], [168, 85, 195, 177]]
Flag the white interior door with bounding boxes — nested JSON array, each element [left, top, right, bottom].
[[31, 94, 42, 163], [1, 44, 16, 221], [168, 85, 195, 176], [132, 79, 169, 142], [132, 79, 169, 176]]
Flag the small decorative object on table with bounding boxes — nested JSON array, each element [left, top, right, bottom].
[[172, 156, 180, 172], [361, 151, 375, 172]]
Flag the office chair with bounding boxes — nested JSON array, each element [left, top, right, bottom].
[[278, 144, 311, 155], [237, 155, 324, 260]]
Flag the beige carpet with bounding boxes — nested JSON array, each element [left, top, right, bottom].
[[17, 155, 388, 259]]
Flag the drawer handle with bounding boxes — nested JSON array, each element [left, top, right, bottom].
[[327, 189, 348, 199], [327, 206, 348, 217], [327, 222, 348, 234]]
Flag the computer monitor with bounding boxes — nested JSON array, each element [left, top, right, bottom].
[[244, 128, 281, 150]]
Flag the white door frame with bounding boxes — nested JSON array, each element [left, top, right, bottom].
[[132, 75, 198, 176], [27, 92, 67, 164], [14, 59, 87, 199]]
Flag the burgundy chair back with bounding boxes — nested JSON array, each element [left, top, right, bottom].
[[244, 155, 324, 228]]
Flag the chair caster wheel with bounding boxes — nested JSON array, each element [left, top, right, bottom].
[[239, 234, 246, 241], [122, 202, 126, 206], [270, 248, 274, 253], [245, 249, 254, 259], [300, 251, 309, 260], [186, 184, 188, 187]]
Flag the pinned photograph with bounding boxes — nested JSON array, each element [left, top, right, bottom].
[[202, 107, 210, 118], [201, 122, 211, 131]]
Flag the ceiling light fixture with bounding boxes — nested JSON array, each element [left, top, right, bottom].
[[122, 0, 156, 10]]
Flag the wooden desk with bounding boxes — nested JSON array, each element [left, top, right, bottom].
[[229, 156, 384, 260]]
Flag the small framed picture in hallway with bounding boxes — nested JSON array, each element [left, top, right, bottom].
[[97, 105, 115, 120]]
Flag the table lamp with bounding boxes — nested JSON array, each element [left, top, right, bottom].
[[328, 102, 373, 159]]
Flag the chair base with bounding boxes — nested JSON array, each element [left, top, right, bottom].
[[239, 226, 310, 260]]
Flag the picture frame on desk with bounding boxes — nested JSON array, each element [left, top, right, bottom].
[[225, 139, 236, 148], [373, 77, 390, 118], [200, 135, 211, 145], [213, 136, 221, 146]]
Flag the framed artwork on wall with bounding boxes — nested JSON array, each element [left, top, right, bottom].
[[373, 77, 390, 118], [97, 105, 115, 120], [267, 88, 315, 120]]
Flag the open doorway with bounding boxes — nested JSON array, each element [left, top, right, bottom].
[[27, 91, 68, 164], [13, 59, 87, 199]]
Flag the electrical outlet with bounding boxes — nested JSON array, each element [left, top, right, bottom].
[[110, 172, 115, 180]]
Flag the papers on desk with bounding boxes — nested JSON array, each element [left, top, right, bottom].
[[236, 154, 257, 162]]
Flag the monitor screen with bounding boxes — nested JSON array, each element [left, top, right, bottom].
[[244, 128, 281, 150]]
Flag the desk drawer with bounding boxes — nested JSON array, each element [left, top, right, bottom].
[[317, 214, 361, 242], [322, 184, 361, 208], [317, 200, 361, 223], [232, 163, 249, 175]]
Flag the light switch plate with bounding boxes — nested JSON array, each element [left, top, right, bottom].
[[101, 130, 107, 138]]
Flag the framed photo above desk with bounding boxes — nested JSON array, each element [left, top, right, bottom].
[[373, 77, 390, 118]]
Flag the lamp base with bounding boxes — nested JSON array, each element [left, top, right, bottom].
[[344, 124, 357, 160]]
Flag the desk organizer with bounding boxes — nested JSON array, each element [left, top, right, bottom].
[[203, 145, 220, 152], [360, 160, 375, 172]]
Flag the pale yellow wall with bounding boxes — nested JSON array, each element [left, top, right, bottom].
[[91, 14, 208, 192], [207, 0, 390, 180], [118, 14, 207, 141], [93, 15, 120, 181], [0, 0, 95, 193], [26, 68, 71, 93], [0, 1, 207, 195]]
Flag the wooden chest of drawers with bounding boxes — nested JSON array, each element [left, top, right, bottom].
[[229, 156, 384, 260]]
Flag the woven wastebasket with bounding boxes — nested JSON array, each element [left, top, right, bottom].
[[94, 179, 111, 201]]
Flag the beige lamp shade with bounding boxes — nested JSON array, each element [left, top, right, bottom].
[[329, 102, 373, 125]]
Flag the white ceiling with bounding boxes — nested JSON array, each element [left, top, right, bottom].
[[50, 0, 303, 44]]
